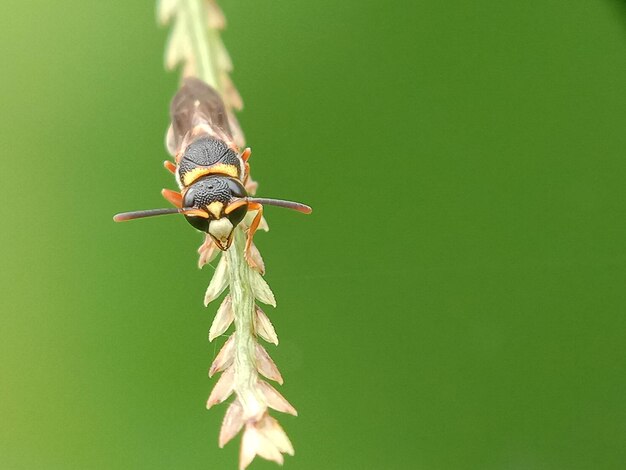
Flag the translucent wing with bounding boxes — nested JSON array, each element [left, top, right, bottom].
[[166, 77, 238, 157]]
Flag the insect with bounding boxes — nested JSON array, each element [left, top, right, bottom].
[[114, 78, 311, 270]]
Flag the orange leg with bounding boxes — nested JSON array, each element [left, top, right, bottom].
[[161, 189, 183, 208], [241, 149, 252, 186], [245, 202, 264, 271], [243, 161, 251, 183], [163, 160, 177, 174]]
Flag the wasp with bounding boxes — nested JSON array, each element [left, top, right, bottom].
[[114, 78, 311, 270]]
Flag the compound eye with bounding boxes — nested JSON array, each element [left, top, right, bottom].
[[226, 204, 247, 228], [182, 187, 198, 209], [185, 214, 210, 232]]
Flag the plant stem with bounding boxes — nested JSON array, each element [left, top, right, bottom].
[[161, 2, 297, 466], [181, 0, 263, 419], [227, 229, 264, 418], [183, 0, 220, 89]]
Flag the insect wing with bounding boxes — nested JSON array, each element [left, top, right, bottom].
[[167, 77, 236, 156]]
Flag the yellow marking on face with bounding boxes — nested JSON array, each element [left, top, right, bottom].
[[182, 164, 239, 186], [225, 199, 248, 215], [206, 201, 224, 219]]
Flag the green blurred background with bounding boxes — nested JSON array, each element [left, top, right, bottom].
[[1, 1, 625, 469]]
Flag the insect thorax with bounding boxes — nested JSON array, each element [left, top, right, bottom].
[[178, 136, 243, 188]]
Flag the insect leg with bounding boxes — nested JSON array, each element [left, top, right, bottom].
[[161, 188, 183, 208], [163, 160, 177, 174], [245, 202, 264, 272]]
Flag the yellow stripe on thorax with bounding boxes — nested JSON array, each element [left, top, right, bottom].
[[182, 164, 239, 186]]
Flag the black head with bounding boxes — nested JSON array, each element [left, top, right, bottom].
[[182, 176, 248, 249], [114, 175, 312, 249]]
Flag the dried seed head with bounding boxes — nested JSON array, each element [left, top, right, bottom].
[[247, 242, 265, 275], [206, 0, 226, 30], [162, 3, 299, 467], [257, 414, 294, 456], [240, 421, 284, 469], [157, 0, 178, 25], [206, 366, 234, 409], [255, 306, 279, 345], [209, 296, 234, 342], [257, 380, 298, 416], [239, 414, 294, 469], [237, 387, 267, 422], [258, 216, 269, 232], [254, 343, 283, 384], [250, 269, 276, 307], [219, 399, 244, 448], [221, 73, 243, 110], [198, 235, 219, 268], [209, 334, 235, 377], [204, 256, 229, 306]]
